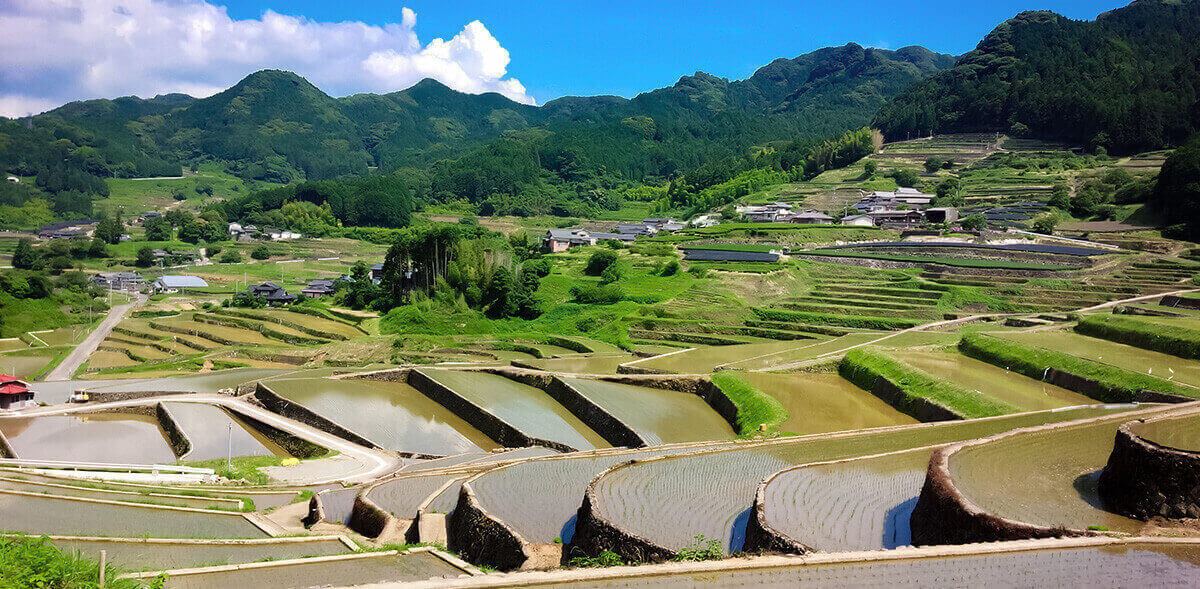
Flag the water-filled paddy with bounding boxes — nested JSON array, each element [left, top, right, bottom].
[[1001, 330, 1200, 388], [0, 413, 177, 463], [416, 370, 610, 450], [86, 368, 295, 394], [161, 402, 287, 461], [948, 414, 1151, 534], [761, 448, 931, 552], [552, 543, 1200, 587], [0, 491, 267, 538], [740, 372, 916, 436], [559, 377, 735, 445], [588, 405, 1136, 553], [45, 537, 353, 572], [1131, 412, 1200, 451], [369, 473, 463, 518], [159, 550, 465, 589], [890, 350, 1093, 411], [265, 378, 498, 455], [631, 340, 822, 374], [717, 333, 888, 371], [0, 352, 54, 379], [521, 354, 635, 374]]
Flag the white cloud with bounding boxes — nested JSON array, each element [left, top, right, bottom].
[[0, 0, 533, 117]]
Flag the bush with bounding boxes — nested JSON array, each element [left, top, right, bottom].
[[839, 347, 1017, 419], [673, 535, 724, 562], [570, 283, 625, 304], [584, 250, 618, 276], [600, 264, 622, 285], [0, 534, 148, 588], [250, 245, 271, 260], [219, 250, 242, 264], [888, 168, 920, 187], [1076, 315, 1200, 360], [659, 260, 680, 276], [958, 333, 1194, 402]]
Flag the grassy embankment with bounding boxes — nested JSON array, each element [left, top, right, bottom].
[[709, 371, 788, 437], [1075, 314, 1200, 359], [958, 333, 1196, 402], [796, 249, 1073, 271], [0, 535, 151, 588], [839, 347, 1019, 419]]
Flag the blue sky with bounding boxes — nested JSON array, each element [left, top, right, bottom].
[[223, 0, 1128, 102]]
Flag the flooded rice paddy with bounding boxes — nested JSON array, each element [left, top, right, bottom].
[[265, 377, 498, 455], [949, 414, 1150, 534], [521, 354, 636, 374], [1001, 330, 1200, 388], [368, 473, 462, 518], [46, 537, 352, 571], [739, 372, 916, 436], [0, 491, 267, 538], [0, 413, 176, 463], [761, 448, 932, 552], [1131, 413, 1200, 451], [559, 377, 735, 445], [588, 405, 1136, 553], [716, 333, 888, 372], [159, 550, 466, 589], [890, 350, 1094, 411], [553, 543, 1200, 587], [161, 402, 287, 461], [417, 370, 610, 450]]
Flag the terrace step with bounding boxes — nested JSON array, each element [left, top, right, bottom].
[[787, 295, 938, 311], [810, 287, 944, 301], [776, 302, 940, 319]]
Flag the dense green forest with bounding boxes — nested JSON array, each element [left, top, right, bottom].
[[874, 0, 1200, 154]]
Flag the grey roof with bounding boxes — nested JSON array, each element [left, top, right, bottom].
[[590, 232, 637, 241], [155, 275, 209, 288]]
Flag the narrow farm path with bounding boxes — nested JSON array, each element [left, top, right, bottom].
[[43, 293, 147, 381]]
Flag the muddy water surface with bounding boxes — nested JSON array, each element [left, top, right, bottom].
[[891, 350, 1094, 411], [161, 402, 287, 461], [1002, 330, 1200, 388], [0, 413, 176, 463], [559, 377, 735, 444], [740, 372, 916, 436]]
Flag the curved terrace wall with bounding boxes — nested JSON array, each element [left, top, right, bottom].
[[249, 382, 379, 450], [570, 464, 679, 564], [448, 482, 559, 571], [742, 481, 812, 555], [154, 403, 191, 458], [1098, 417, 1200, 520]]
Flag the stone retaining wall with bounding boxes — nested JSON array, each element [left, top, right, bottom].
[[406, 369, 576, 453], [249, 383, 378, 449], [302, 493, 325, 528], [1098, 419, 1200, 519], [742, 485, 811, 555], [480, 368, 646, 448], [225, 406, 328, 459], [154, 403, 192, 458], [864, 375, 961, 422], [448, 482, 556, 571], [570, 469, 678, 564], [84, 389, 190, 404], [1160, 295, 1200, 311], [347, 492, 410, 543], [0, 429, 14, 459]]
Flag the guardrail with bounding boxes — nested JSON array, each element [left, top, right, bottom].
[[0, 458, 215, 476]]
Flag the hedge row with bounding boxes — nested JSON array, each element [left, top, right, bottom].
[[193, 314, 329, 346], [130, 310, 181, 319], [751, 307, 922, 330], [213, 308, 350, 341], [957, 333, 1194, 402], [1076, 314, 1200, 360], [839, 347, 1017, 419]]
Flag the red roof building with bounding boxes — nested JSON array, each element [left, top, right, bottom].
[[0, 375, 33, 410]]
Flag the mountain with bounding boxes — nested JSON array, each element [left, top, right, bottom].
[[14, 44, 954, 185], [873, 0, 1200, 154]]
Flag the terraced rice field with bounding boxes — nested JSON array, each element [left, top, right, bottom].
[[739, 372, 915, 436], [0, 414, 177, 463], [156, 550, 466, 589], [948, 412, 1158, 534], [559, 377, 735, 445], [520, 354, 635, 374], [890, 350, 1094, 411], [416, 370, 610, 451], [0, 352, 56, 378], [235, 309, 365, 339], [44, 537, 353, 572], [0, 491, 268, 537], [1131, 412, 1200, 451], [161, 402, 287, 461], [719, 333, 889, 371], [368, 472, 465, 518], [627, 336, 888, 374], [87, 368, 294, 394], [154, 314, 277, 346], [555, 543, 1200, 587], [999, 329, 1200, 388], [266, 377, 499, 455], [760, 448, 932, 552], [587, 405, 1134, 553], [470, 448, 683, 544], [0, 476, 242, 510]]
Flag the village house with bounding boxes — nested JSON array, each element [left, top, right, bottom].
[[867, 209, 926, 228], [781, 210, 835, 224], [246, 282, 296, 305], [301, 278, 337, 298], [37, 220, 97, 239], [739, 202, 794, 223], [152, 275, 209, 294], [642, 218, 685, 232], [591, 232, 637, 243], [616, 223, 659, 236], [853, 187, 935, 212], [92, 271, 147, 291], [925, 207, 960, 224], [0, 374, 33, 411], [543, 228, 597, 252]]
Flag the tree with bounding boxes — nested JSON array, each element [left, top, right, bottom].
[[144, 217, 171, 241], [1049, 183, 1071, 210], [935, 177, 961, 199], [924, 157, 943, 173], [584, 250, 618, 276], [12, 239, 39, 270], [960, 213, 986, 231], [889, 169, 920, 188], [135, 246, 155, 267], [483, 267, 519, 318], [95, 213, 124, 244], [1032, 214, 1057, 235], [1152, 134, 1200, 235], [251, 245, 271, 260], [219, 249, 242, 264], [88, 237, 109, 258], [863, 160, 878, 178]]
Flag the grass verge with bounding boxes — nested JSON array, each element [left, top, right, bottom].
[[0, 534, 152, 588], [958, 333, 1196, 402], [839, 347, 1018, 419], [1075, 314, 1200, 360], [710, 371, 788, 437]]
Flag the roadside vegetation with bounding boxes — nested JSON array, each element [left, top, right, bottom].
[[0, 534, 155, 589]]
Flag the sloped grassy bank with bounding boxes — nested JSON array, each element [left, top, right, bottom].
[[710, 371, 788, 437], [958, 333, 1196, 403], [1076, 314, 1200, 360], [839, 347, 1018, 420]]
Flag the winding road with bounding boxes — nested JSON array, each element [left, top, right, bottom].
[[42, 293, 146, 382]]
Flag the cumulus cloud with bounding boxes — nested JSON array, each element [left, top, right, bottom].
[[0, 0, 533, 117]]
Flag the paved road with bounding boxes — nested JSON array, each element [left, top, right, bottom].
[[42, 293, 146, 382]]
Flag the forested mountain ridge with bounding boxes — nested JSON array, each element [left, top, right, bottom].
[[11, 44, 954, 186], [873, 0, 1200, 154]]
